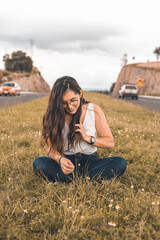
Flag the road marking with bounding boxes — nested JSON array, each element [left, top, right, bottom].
[[139, 95, 160, 100]]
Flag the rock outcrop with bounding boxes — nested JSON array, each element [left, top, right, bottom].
[[113, 62, 160, 96], [0, 67, 50, 92]]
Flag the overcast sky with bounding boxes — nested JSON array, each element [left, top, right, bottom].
[[0, 0, 160, 90]]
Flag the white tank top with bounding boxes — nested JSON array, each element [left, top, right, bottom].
[[63, 103, 97, 155]]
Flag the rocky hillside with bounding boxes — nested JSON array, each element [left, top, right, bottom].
[[113, 62, 160, 96], [0, 67, 50, 92]]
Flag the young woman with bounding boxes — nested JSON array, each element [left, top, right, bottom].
[[33, 76, 126, 183]]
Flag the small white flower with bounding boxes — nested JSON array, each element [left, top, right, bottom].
[[112, 222, 116, 227], [131, 185, 134, 189], [141, 189, 144, 192], [115, 204, 120, 210], [152, 201, 155, 205], [109, 204, 113, 208], [62, 200, 67, 203], [157, 201, 159, 205], [8, 178, 11, 181], [69, 206, 72, 209], [108, 221, 116, 227], [108, 221, 113, 226], [75, 209, 79, 212], [110, 199, 113, 202], [53, 181, 59, 185], [72, 211, 76, 213], [81, 216, 84, 219], [23, 209, 28, 213]]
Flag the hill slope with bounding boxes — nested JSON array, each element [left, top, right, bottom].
[[0, 67, 50, 92]]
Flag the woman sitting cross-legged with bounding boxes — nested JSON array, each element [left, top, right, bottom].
[[33, 76, 127, 183]]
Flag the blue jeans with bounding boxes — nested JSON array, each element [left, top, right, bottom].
[[33, 153, 127, 183]]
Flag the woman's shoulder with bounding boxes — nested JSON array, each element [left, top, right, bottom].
[[82, 102, 104, 115], [93, 103, 103, 112]]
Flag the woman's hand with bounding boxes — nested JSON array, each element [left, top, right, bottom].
[[75, 122, 90, 143], [60, 157, 75, 175]]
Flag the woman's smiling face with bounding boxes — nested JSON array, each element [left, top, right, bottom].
[[63, 89, 82, 115]]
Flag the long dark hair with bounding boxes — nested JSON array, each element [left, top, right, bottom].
[[42, 76, 88, 154]]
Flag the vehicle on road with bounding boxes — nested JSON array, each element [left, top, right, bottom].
[[119, 84, 138, 99], [0, 82, 21, 96]]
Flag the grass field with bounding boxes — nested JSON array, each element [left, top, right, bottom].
[[0, 92, 159, 240]]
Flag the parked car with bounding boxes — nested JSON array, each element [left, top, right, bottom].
[[119, 84, 138, 99], [0, 82, 21, 96]]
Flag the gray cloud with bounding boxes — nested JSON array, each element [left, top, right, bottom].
[[0, 20, 128, 54]]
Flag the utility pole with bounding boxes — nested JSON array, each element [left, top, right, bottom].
[[29, 39, 34, 59]]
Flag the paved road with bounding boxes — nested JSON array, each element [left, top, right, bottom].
[[112, 95, 160, 113], [0, 92, 50, 109]]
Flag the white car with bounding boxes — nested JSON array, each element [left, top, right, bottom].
[[119, 84, 138, 100]]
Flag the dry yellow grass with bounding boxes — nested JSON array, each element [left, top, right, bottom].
[[0, 92, 159, 239]]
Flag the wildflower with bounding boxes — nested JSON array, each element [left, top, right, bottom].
[[62, 200, 67, 203], [152, 201, 155, 205], [72, 211, 76, 213], [75, 209, 79, 212], [8, 178, 11, 181], [131, 185, 134, 189], [157, 201, 159, 205], [110, 199, 113, 202], [23, 209, 28, 213], [108, 221, 116, 227], [115, 204, 120, 210], [109, 204, 113, 208], [53, 181, 59, 185], [141, 189, 144, 192], [78, 163, 81, 167], [108, 221, 113, 226], [69, 206, 72, 209], [81, 216, 84, 219]]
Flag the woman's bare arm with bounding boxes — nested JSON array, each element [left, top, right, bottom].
[[75, 103, 114, 149], [92, 104, 114, 149]]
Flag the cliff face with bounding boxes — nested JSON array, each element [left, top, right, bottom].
[[113, 62, 160, 96], [0, 67, 50, 92]]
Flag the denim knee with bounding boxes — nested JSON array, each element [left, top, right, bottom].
[[33, 156, 46, 173], [117, 157, 127, 175]]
